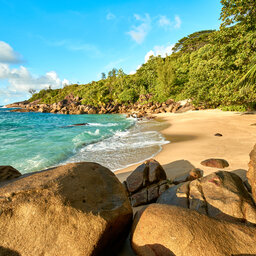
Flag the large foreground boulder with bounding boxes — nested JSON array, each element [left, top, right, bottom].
[[248, 144, 256, 203], [157, 171, 256, 224], [131, 204, 256, 256], [0, 162, 133, 255]]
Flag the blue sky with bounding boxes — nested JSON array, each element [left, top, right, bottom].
[[0, 0, 221, 105]]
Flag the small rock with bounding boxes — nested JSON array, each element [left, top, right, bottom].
[[72, 123, 89, 126], [214, 133, 223, 137], [188, 168, 203, 181], [173, 168, 203, 184], [201, 158, 229, 168]]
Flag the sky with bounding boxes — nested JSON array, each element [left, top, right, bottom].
[[0, 0, 222, 105]]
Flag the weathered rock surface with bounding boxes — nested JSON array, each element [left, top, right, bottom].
[[131, 204, 256, 256], [157, 171, 256, 224], [200, 158, 229, 168], [124, 159, 171, 207], [248, 144, 256, 203], [126, 159, 167, 194], [0, 166, 21, 182], [0, 162, 132, 255]]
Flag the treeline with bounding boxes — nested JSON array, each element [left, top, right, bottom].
[[29, 0, 256, 111]]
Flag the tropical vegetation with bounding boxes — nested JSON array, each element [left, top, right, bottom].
[[29, 0, 256, 111]]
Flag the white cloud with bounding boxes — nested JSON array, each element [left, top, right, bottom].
[[0, 63, 9, 78], [158, 15, 181, 30], [129, 44, 174, 74], [154, 45, 174, 57], [0, 41, 21, 63], [144, 50, 154, 63], [158, 16, 171, 27], [0, 41, 71, 105], [0, 63, 69, 93], [127, 14, 151, 44], [3, 98, 10, 103], [106, 12, 116, 20], [129, 64, 142, 75], [174, 15, 182, 29], [145, 44, 175, 63]]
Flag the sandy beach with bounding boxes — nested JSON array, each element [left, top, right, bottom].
[[116, 109, 256, 182]]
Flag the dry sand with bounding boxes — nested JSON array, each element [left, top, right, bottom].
[[115, 109, 256, 182]]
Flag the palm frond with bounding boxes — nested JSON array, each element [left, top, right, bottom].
[[239, 55, 256, 86]]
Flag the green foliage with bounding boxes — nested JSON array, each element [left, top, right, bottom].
[[220, 0, 256, 29], [29, 1, 256, 112], [172, 30, 215, 53]]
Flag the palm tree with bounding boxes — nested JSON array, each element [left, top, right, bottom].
[[239, 55, 256, 86]]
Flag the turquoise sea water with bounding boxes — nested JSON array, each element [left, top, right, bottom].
[[0, 107, 168, 174]]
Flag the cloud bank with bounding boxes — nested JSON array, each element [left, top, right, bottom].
[[129, 44, 174, 74], [0, 42, 69, 104], [0, 41, 21, 63], [144, 44, 175, 62]]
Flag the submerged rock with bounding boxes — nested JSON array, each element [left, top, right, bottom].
[[0, 162, 132, 255], [131, 204, 256, 256]]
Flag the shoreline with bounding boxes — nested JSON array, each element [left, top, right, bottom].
[[115, 109, 256, 182], [0, 108, 168, 174]]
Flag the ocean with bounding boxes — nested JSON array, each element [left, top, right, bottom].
[[0, 107, 169, 174]]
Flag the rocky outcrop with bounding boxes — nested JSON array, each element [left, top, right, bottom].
[[200, 158, 229, 168], [248, 144, 256, 203], [124, 159, 171, 207], [157, 171, 256, 224], [0, 162, 132, 255], [131, 204, 256, 256], [7, 97, 194, 117], [5, 100, 30, 108], [0, 166, 21, 182]]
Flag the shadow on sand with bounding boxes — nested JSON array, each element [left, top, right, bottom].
[[0, 246, 21, 256]]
